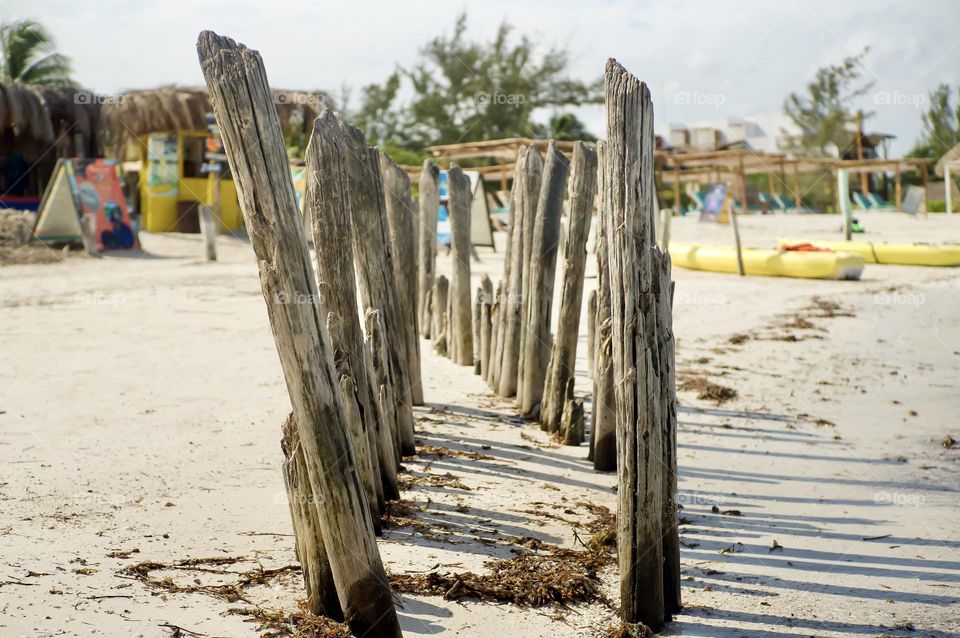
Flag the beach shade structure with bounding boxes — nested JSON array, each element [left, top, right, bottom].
[[33, 158, 138, 251]]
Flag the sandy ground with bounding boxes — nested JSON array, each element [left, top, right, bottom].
[[1, 211, 959, 637]]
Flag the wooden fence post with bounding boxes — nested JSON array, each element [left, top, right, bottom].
[[604, 58, 667, 631], [497, 147, 543, 397], [280, 414, 341, 619], [326, 312, 383, 525], [432, 275, 449, 355], [520, 142, 569, 419], [338, 121, 416, 457], [199, 205, 218, 261], [446, 166, 474, 366], [79, 215, 100, 257], [473, 287, 484, 374], [659, 263, 681, 614], [592, 140, 616, 472], [381, 154, 424, 405], [514, 148, 545, 401], [418, 160, 440, 339], [485, 281, 502, 387], [197, 31, 401, 637], [560, 379, 585, 446], [365, 308, 403, 473], [587, 290, 597, 381], [540, 142, 598, 433], [304, 112, 399, 503]]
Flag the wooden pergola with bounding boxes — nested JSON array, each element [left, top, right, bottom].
[[656, 148, 931, 212], [403, 137, 931, 213]]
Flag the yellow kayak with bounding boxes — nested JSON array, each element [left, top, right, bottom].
[[777, 239, 960, 267], [669, 242, 866, 280]]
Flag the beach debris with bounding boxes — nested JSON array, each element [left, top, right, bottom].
[[679, 377, 738, 405], [942, 435, 956, 449]]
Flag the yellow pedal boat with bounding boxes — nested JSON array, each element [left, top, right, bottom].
[[777, 239, 960, 267], [669, 242, 866, 280]]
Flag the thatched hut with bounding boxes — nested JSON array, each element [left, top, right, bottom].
[[98, 86, 332, 232], [0, 83, 99, 202]]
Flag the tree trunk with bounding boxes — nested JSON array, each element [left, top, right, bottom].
[[381, 154, 423, 405], [604, 58, 665, 631], [305, 112, 397, 505], [431, 275, 449, 356], [520, 142, 569, 419], [280, 413, 341, 619], [503, 148, 543, 398], [540, 142, 598, 433], [592, 141, 616, 473], [338, 121, 415, 457], [446, 166, 473, 366], [418, 161, 440, 339], [197, 31, 401, 638]]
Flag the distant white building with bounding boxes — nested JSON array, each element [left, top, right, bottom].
[[665, 112, 803, 154]]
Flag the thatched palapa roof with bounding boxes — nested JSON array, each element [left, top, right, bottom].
[[99, 87, 334, 157], [0, 83, 100, 159]]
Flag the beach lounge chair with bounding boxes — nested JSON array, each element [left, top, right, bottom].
[[775, 194, 817, 213], [852, 191, 872, 211], [865, 193, 895, 211]]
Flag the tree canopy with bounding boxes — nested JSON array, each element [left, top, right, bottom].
[[0, 19, 73, 86], [352, 14, 601, 158], [909, 83, 960, 168], [783, 48, 873, 156]]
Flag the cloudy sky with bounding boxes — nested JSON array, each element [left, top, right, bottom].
[[7, 0, 958, 155]]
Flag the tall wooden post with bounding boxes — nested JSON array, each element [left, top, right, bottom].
[[431, 275, 449, 355], [339, 122, 416, 457], [446, 166, 474, 366], [381, 154, 424, 405], [604, 58, 667, 630], [199, 205, 218, 261], [540, 142, 598, 433], [520, 142, 570, 419], [305, 112, 399, 502], [592, 141, 616, 472], [516, 147, 544, 401], [894, 163, 902, 211], [418, 160, 440, 338], [497, 147, 543, 397], [586, 289, 597, 381], [280, 414, 342, 618], [792, 161, 801, 210], [658, 264, 680, 614], [197, 31, 401, 637]]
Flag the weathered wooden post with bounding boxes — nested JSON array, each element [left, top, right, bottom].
[[592, 141, 616, 472], [304, 112, 399, 503], [512, 148, 545, 400], [540, 142, 598, 433], [79, 215, 100, 257], [485, 281, 502, 387], [658, 261, 681, 614], [339, 122, 416, 457], [197, 31, 401, 637], [496, 147, 543, 397], [280, 414, 341, 618], [480, 298, 492, 380], [560, 379, 585, 446], [520, 142, 569, 419], [431, 275, 449, 355], [473, 287, 484, 374], [199, 205, 218, 261], [446, 166, 473, 366], [418, 160, 440, 338], [381, 154, 424, 405], [365, 308, 402, 472], [604, 57, 668, 630], [587, 289, 597, 380]]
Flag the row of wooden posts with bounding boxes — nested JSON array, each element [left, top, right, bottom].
[[198, 29, 677, 637]]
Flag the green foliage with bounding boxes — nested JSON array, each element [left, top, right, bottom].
[[352, 13, 601, 152], [783, 48, 873, 156], [0, 19, 73, 86], [909, 84, 960, 171], [926, 198, 947, 213]]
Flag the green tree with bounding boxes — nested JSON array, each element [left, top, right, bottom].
[[352, 14, 601, 154], [783, 48, 874, 156], [0, 19, 73, 86], [535, 112, 597, 142], [909, 84, 959, 167]]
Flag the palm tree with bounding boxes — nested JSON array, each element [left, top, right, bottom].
[[0, 19, 73, 86]]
